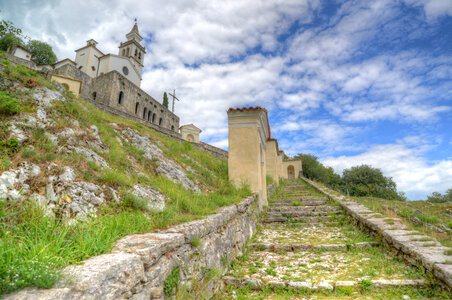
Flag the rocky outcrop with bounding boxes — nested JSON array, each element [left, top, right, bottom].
[[119, 127, 200, 192], [4, 195, 258, 300], [131, 185, 165, 212], [300, 177, 452, 291]]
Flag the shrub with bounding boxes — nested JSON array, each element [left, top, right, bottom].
[[121, 192, 148, 211], [0, 91, 21, 115], [164, 268, 180, 296], [0, 138, 19, 152], [190, 236, 201, 247], [100, 170, 133, 187], [22, 148, 37, 158]]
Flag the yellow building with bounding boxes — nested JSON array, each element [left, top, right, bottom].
[[50, 74, 82, 96], [179, 124, 202, 143], [282, 159, 303, 179], [227, 107, 270, 209]]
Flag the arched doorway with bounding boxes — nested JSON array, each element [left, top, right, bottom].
[[287, 165, 295, 179], [143, 107, 147, 119], [187, 134, 194, 142], [135, 102, 139, 114]]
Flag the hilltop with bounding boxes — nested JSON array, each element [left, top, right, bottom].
[[0, 55, 250, 295]]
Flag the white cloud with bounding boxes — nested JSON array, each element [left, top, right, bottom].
[[404, 0, 452, 19], [322, 142, 452, 200]]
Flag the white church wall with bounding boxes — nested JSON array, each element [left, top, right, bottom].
[[108, 56, 141, 87], [75, 48, 90, 75], [13, 47, 32, 61]]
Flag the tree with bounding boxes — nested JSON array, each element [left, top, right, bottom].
[[0, 19, 22, 38], [163, 92, 169, 108], [342, 165, 404, 200], [0, 19, 25, 51], [26, 40, 57, 65], [0, 33, 24, 51], [427, 189, 452, 203]]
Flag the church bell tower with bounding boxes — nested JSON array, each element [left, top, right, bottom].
[[118, 21, 146, 76]]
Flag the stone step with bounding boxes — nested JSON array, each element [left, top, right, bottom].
[[251, 241, 379, 252], [282, 186, 307, 191], [270, 199, 328, 206], [266, 205, 342, 214], [271, 197, 328, 204], [266, 208, 342, 218], [262, 215, 334, 223], [269, 222, 340, 227], [222, 276, 429, 292]]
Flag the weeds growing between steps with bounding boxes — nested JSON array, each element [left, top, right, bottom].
[[214, 179, 451, 299]]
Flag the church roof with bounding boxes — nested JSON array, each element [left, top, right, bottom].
[[127, 22, 143, 40], [179, 124, 202, 132], [132, 23, 139, 34]]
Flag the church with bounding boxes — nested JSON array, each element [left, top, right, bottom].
[[74, 23, 144, 87], [49, 22, 180, 134]]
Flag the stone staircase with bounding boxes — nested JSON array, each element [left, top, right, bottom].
[[216, 180, 447, 299]]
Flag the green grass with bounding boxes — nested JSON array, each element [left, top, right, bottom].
[[0, 56, 253, 295]]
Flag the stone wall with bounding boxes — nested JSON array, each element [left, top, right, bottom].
[[3, 53, 37, 70], [5, 195, 258, 299], [194, 142, 228, 160], [91, 71, 180, 133], [300, 177, 452, 291], [52, 63, 94, 97]]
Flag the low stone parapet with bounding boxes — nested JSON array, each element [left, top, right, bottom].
[[5, 195, 258, 299], [300, 177, 452, 291]]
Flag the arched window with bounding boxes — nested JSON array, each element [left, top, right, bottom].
[[135, 102, 139, 114], [171, 125, 175, 131], [158, 118, 163, 126], [287, 165, 295, 179], [92, 92, 97, 100], [126, 48, 129, 56], [152, 114, 156, 123], [118, 91, 124, 105], [187, 134, 194, 142], [147, 111, 151, 121], [122, 49, 125, 56], [138, 52, 141, 59], [134, 49, 138, 57], [143, 107, 147, 119]]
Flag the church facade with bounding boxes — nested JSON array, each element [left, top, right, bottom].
[[50, 23, 180, 134]]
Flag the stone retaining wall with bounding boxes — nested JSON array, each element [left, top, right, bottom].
[[300, 177, 452, 291], [5, 195, 258, 299]]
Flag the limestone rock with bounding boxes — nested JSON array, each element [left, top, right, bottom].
[[31, 87, 65, 107], [120, 128, 200, 192], [64, 252, 145, 299], [0, 162, 41, 201], [8, 124, 28, 144], [131, 185, 165, 211], [69, 146, 109, 169]]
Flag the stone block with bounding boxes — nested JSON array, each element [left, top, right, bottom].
[[114, 232, 185, 266], [433, 263, 452, 289]]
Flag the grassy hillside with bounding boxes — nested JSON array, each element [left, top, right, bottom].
[[0, 55, 250, 295]]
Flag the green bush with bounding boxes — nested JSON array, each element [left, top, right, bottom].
[[0, 138, 19, 152], [0, 91, 21, 115], [164, 267, 180, 296], [121, 192, 148, 211], [100, 170, 133, 187]]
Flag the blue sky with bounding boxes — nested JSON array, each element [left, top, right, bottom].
[[1, 0, 451, 200]]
